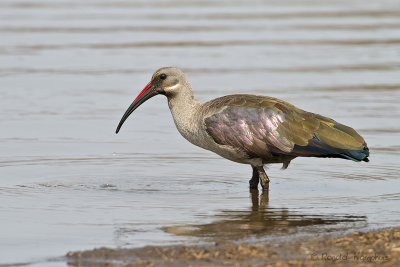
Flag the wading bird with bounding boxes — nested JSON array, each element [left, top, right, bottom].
[[116, 67, 369, 190]]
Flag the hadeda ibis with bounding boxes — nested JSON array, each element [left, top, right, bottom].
[[116, 67, 369, 190]]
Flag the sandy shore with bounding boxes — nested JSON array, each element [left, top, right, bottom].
[[67, 227, 400, 266]]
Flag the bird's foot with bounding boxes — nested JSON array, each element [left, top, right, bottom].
[[249, 166, 260, 189], [259, 172, 270, 191], [249, 176, 259, 189], [250, 165, 270, 190]]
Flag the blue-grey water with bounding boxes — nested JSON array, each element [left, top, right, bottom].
[[0, 0, 399, 266]]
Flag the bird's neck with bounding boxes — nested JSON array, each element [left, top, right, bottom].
[[167, 88, 202, 144]]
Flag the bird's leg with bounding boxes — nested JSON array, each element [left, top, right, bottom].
[[257, 166, 270, 191], [249, 166, 259, 189]]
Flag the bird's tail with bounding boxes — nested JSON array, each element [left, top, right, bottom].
[[292, 115, 370, 162], [340, 145, 369, 162]]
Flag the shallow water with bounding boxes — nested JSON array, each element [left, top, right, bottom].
[[0, 0, 399, 266]]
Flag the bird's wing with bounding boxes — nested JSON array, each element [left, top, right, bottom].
[[203, 95, 368, 162]]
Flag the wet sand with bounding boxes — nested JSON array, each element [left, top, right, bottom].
[[1, 0, 400, 266], [67, 226, 400, 266]]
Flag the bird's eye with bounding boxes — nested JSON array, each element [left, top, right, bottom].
[[160, 73, 167, 80]]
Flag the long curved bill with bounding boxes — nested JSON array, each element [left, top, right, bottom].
[[115, 83, 157, 133]]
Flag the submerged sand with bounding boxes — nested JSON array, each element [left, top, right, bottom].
[[67, 227, 400, 266]]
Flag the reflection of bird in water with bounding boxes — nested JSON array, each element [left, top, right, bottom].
[[251, 189, 269, 211], [116, 67, 369, 190], [163, 189, 367, 241]]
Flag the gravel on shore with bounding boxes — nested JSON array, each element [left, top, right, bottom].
[[67, 227, 400, 266]]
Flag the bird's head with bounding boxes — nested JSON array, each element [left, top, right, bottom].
[[115, 67, 190, 133]]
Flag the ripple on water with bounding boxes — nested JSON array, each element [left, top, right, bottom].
[[0, 0, 400, 265]]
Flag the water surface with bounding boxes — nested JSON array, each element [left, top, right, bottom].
[[0, 0, 399, 266]]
